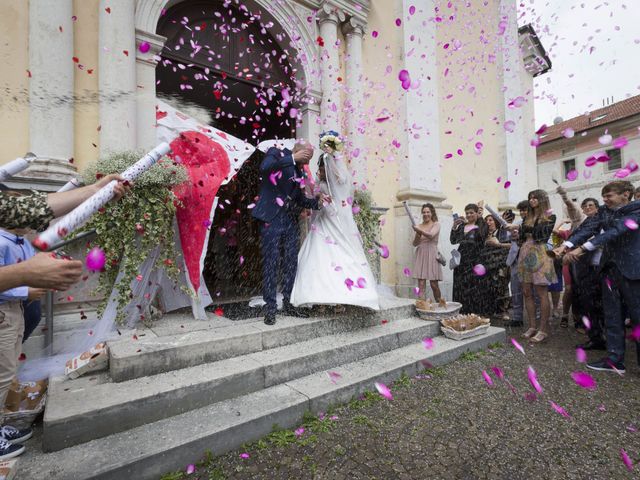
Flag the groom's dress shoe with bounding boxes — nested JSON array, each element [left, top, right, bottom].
[[282, 303, 310, 318], [264, 314, 276, 326]]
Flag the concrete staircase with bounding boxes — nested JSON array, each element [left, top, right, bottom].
[[16, 297, 505, 480]]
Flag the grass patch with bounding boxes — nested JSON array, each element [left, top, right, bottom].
[[422, 366, 446, 378], [302, 411, 335, 433], [267, 427, 297, 447], [488, 341, 504, 350], [459, 350, 484, 362], [393, 372, 412, 389], [353, 413, 379, 431], [348, 390, 383, 410], [334, 444, 347, 456]]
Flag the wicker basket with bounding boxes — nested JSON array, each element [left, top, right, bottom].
[[440, 315, 491, 341], [415, 301, 462, 321]]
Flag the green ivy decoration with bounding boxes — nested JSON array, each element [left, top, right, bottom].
[[82, 150, 188, 324], [353, 189, 382, 272]]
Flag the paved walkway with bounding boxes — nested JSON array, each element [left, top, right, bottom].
[[162, 320, 639, 480]]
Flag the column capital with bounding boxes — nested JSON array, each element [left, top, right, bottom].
[[135, 29, 166, 66], [317, 2, 346, 25], [342, 17, 366, 37]]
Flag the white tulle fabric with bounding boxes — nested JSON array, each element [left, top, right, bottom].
[[290, 152, 380, 310]]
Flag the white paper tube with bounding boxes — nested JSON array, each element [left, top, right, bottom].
[[33, 143, 170, 251], [402, 201, 417, 227], [57, 177, 83, 193], [0, 152, 37, 182], [485, 204, 508, 227]]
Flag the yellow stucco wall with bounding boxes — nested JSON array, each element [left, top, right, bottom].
[[0, 0, 30, 161], [437, 0, 507, 214], [73, 0, 100, 173], [362, 0, 404, 285]]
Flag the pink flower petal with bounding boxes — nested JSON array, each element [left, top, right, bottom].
[[629, 325, 640, 342], [598, 134, 613, 145], [377, 243, 390, 258], [356, 277, 367, 288], [527, 366, 543, 394], [374, 381, 393, 400], [240, 453, 250, 459], [86, 247, 106, 271], [491, 366, 504, 380], [413, 287, 421, 296], [535, 124, 548, 135], [624, 219, 639, 230], [582, 316, 591, 331], [598, 404, 606, 412], [566, 169, 578, 181], [344, 278, 354, 291], [472, 264, 487, 276], [576, 348, 587, 363], [504, 181, 511, 189], [482, 370, 494, 386], [571, 371, 597, 390], [294, 427, 305, 437], [275, 197, 284, 207], [186, 464, 196, 474], [613, 137, 628, 149], [327, 371, 342, 384], [562, 128, 575, 138], [585, 156, 598, 167], [511, 338, 525, 355], [403, 267, 411, 277], [621, 448, 634, 471], [550, 401, 571, 419], [504, 120, 515, 133], [422, 337, 434, 349]]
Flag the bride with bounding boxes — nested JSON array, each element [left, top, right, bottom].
[[290, 131, 380, 311]]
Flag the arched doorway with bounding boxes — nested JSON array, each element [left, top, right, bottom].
[[156, 0, 298, 303]]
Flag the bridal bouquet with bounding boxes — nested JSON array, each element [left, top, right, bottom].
[[319, 130, 344, 152]]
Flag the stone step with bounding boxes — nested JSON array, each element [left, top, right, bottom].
[[18, 327, 505, 480], [42, 317, 440, 451], [108, 297, 415, 382]]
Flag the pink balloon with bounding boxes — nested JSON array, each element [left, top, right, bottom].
[[86, 247, 106, 271]]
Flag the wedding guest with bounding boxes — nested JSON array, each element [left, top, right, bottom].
[[558, 181, 639, 373], [412, 203, 443, 303], [569, 197, 605, 349], [482, 214, 511, 319], [0, 174, 129, 460], [506, 201, 533, 327], [506, 190, 556, 343], [635, 186, 640, 201], [450, 203, 491, 315], [548, 220, 569, 322]]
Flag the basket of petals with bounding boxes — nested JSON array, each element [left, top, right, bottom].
[[440, 314, 491, 340], [415, 299, 462, 321]]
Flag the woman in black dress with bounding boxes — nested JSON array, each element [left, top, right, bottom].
[[482, 214, 512, 319], [450, 203, 491, 315]]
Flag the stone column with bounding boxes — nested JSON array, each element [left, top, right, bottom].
[[394, 0, 453, 300], [99, 0, 136, 154], [499, 0, 536, 209], [23, 0, 77, 190], [136, 30, 166, 150], [317, 2, 345, 132], [342, 18, 366, 188]]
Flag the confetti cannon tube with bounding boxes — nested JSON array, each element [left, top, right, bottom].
[[0, 152, 37, 182], [402, 201, 417, 227], [33, 142, 170, 251], [57, 177, 83, 193], [485, 204, 508, 227]]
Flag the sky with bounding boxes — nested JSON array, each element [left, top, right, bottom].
[[518, 0, 640, 125]]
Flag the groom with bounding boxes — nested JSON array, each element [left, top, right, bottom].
[[252, 141, 330, 325]]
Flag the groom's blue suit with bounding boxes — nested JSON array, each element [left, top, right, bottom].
[[252, 147, 320, 316]]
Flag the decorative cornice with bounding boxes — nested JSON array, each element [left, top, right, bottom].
[[317, 1, 346, 25], [135, 29, 167, 66], [395, 188, 447, 204]]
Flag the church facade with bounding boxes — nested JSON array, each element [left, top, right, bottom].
[[0, 0, 549, 299]]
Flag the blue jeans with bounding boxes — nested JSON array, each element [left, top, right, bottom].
[[260, 213, 299, 316], [510, 267, 540, 324], [601, 265, 640, 364]]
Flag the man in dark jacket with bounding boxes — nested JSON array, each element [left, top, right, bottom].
[[252, 142, 330, 325], [557, 181, 640, 373]]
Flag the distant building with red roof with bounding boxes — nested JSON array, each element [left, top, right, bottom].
[[537, 94, 640, 214]]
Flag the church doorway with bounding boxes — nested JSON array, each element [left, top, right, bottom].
[[156, 0, 299, 303]]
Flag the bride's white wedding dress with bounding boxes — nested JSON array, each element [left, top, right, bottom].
[[290, 152, 380, 310]]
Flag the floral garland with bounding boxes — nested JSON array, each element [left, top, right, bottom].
[[82, 150, 188, 324], [319, 130, 344, 152]]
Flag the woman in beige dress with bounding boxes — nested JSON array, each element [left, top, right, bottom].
[[412, 203, 443, 302]]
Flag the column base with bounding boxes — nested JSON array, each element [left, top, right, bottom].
[[393, 189, 454, 301], [7, 157, 78, 191]]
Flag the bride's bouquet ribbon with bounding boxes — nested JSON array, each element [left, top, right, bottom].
[[33, 142, 170, 251], [0, 152, 37, 182]]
